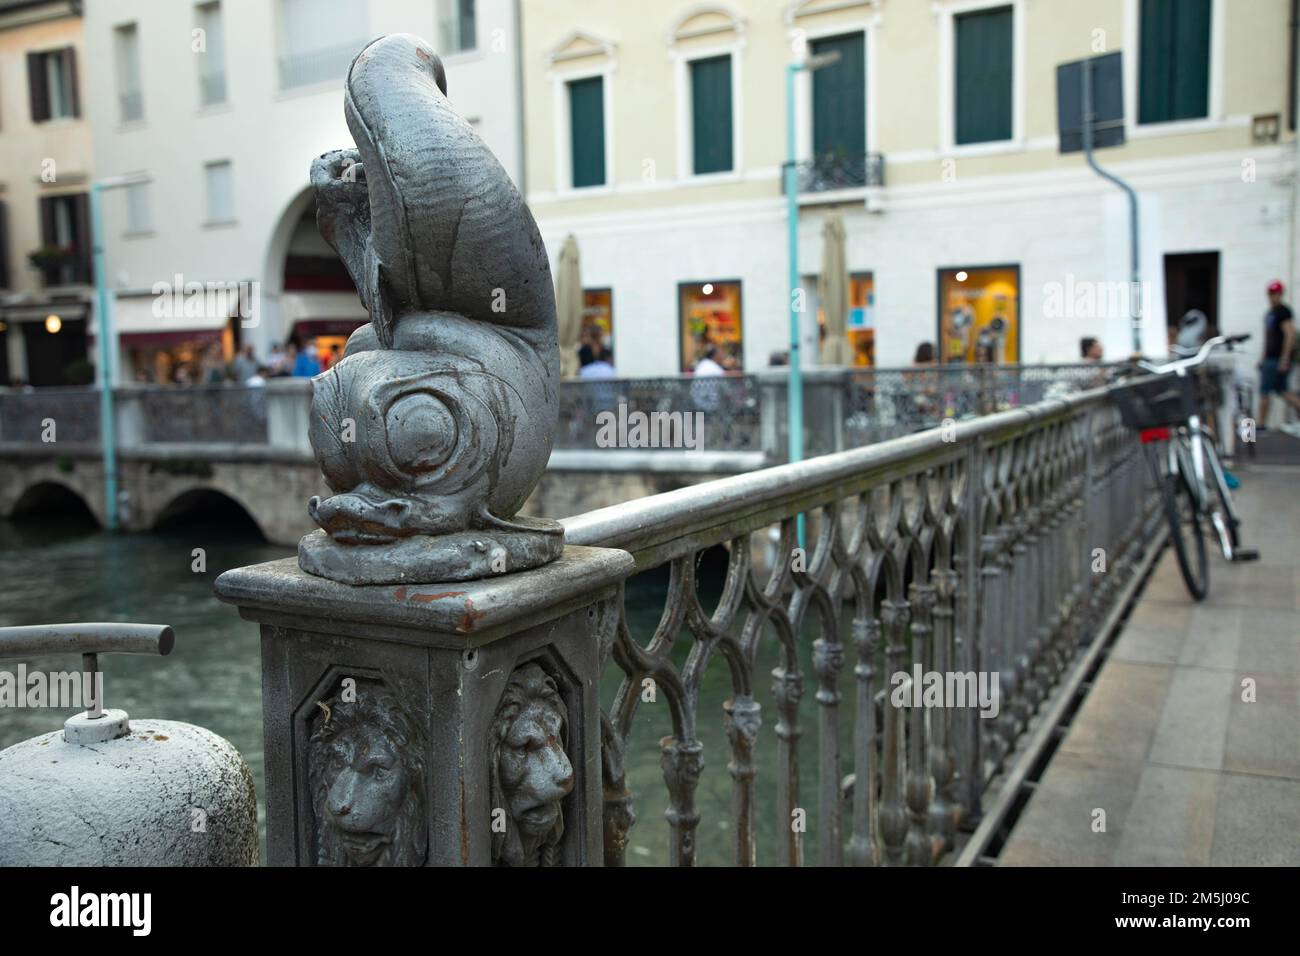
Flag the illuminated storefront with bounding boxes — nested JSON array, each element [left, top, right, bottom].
[[937, 265, 1020, 364], [582, 288, 613, 353], [679, 280, 743, 371]]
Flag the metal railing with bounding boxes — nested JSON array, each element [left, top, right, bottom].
[[783, 151, 885, 194], [138, 385, 267, 444], [562, 377, 1164, 865], [0, 364, 1130, 462]]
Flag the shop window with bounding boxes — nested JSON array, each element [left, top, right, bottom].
[[680, 280, 742, 372], [1138, 0, 1211, 124], [582, 287, 613, 354], [954, 6, 1013, 145], [937, 266, 1019, 364], [691, 54, 733, 174], [569, 76, 606, 188]]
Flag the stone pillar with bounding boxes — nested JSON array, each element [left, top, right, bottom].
[[215, 545, 633, 867]]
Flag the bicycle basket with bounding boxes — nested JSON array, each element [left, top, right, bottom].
[[1112, 373, 1197, 430]]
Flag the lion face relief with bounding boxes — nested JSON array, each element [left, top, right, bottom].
[[309, 688, 426, 866], [490, 663, 574, 867]]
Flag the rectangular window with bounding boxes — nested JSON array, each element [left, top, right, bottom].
[[37, 193, 92, 285], [690, 54, 733, 174], [954, 6, 1013, 145], [679, 280, 743, 372], [937, 266, 1020, 364], [569, 76, 605, 188], [205, 161, 235, 223], [582, 288, 613, 359], [115, 23, 144, 122], [279, 0, 367, 88], [811, 33, 866, 162], [0, 201, 10, 290], [26, 47, 79, 122], [197, 2, 227, 106], [125, 181, 151, 234], [439, 0, 477, 53], [1139, 0, 1211, 124]]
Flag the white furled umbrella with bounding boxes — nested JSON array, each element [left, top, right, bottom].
[[818, 212, 853, 366], [555, 234, 583, 378]]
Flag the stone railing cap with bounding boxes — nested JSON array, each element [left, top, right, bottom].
[[213, 544, 634, 647]]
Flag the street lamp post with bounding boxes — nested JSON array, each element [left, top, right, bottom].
[[89, 173, 148, 532], [784, 51, 840, 470]]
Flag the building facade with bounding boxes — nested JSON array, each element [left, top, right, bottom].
[[0, 0, 95, 387], [521, 0, 1299, 375], [82, 0, 524, 384]]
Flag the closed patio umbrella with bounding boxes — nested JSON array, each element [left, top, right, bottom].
[[555, 234, 583, 378], [818, 212, 853, 366]]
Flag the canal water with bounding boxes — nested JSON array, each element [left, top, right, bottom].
[[0, 502, 854, 866]]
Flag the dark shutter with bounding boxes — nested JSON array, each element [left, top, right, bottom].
[[811, 32, 866, 160], [1139, 0, 1211, 123], [28, 52, 50, 123], [569, 76, 605, 188], [66, 47, 81, 118], [72, 193, 92, 284], [38, 195, 57, 246], [691, 55, 733, 174], [955, 6, 1013, 145], [0, 201, 10, 290]]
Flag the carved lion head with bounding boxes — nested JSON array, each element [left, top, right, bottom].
[[489, 663, 573, 866], [309, 687, 426, 867]]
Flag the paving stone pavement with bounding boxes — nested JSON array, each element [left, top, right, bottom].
[[999, 463, 1300, 866]]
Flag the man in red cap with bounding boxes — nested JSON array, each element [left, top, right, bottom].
[[1259, 280, 1300, 434]]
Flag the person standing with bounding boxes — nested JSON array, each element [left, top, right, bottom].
[[1259, 280, 1300, 434]]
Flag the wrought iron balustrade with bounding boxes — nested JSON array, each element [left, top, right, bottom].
[[784, 151, 885, 194], [0, 387, 100, 443], [139, 385, 268, 444], [562, 377, 1172, 865]]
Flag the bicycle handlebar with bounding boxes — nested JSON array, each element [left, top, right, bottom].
[[1137, 333, 1251, 375]]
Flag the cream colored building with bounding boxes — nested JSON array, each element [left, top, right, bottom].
[[522, 0, 1298, 374], [0, 0, 95, 386]]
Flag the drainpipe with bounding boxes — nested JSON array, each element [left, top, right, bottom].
[[513, 0, 527, 198], [1081, 56, 1142, 356]]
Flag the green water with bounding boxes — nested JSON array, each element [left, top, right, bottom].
[[0, 508, 858, 866]]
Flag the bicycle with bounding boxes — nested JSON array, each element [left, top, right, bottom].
[[1112, 334, 1260, 601]]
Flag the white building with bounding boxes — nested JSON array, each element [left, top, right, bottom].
[[82, 0, 524, 383]]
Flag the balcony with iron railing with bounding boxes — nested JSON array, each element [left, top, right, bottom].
[[784, 151, 885, 196]]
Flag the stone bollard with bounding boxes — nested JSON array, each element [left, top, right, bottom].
[[214, 546, 632, 866]]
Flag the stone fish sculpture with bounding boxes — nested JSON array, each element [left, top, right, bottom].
[[299, 33, 563, 585]]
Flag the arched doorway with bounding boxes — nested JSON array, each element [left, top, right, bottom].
[[264, 189, 366, 375]]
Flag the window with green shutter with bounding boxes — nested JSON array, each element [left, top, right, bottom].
[[691, 54, 733, 174], [1138, 0, 1211, 124], [955, 6, 1013, 145], [569, 76, 605, 188], [811, 33, 865, 161]]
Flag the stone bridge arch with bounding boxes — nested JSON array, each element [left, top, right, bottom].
[[0, 459, 108, 528]]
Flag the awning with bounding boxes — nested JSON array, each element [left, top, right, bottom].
[[88, 292, 234, 345], [281, 291, 366, 325], [293, 319, 367, 338]]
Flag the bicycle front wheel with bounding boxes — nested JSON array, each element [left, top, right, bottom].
[[1164, 470, 1209, 601]]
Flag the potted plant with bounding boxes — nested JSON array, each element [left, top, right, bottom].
[[27, 245, 77, 285]]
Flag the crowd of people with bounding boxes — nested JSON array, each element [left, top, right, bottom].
[[132, 340, 344, 386]]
